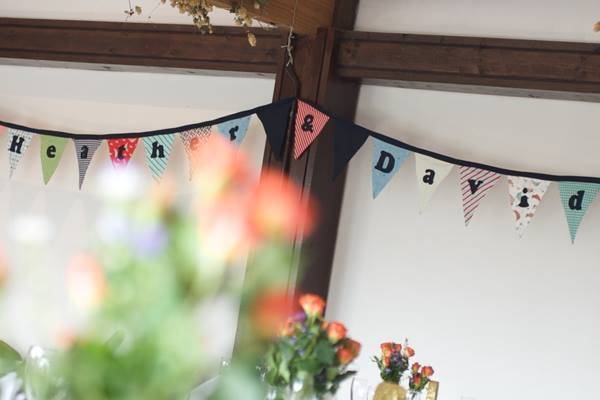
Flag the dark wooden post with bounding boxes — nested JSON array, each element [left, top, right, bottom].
[[263, 0, 361, 300]]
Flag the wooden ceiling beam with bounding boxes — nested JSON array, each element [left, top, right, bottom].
[[212, 0, 335, 35], [335, 31, 600, 102], [0, 18, 281, 76]]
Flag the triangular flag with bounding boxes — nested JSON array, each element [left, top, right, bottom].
[[333, 119, 370, 179], [179, 126, 212, 179], [142, 134, 174, 181], [415, 154, 454, 211], [40, 135, 67, 184], [372, 138, 410, 198], [558, 181, 600, 242], [217, 116, 251, 147], [459, 166, 501, 226], [6, 128, 33, 178], [257, 101, 292, 160], [508, 176, 551, 237], [293, 101, 330, 159], [107, 138, 139, 168], [73, 139, 101, 189]]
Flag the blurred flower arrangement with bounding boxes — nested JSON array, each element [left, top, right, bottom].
[[126, 0, 270, 46], [263, 294, 361, 399], [0, 134, 314, 400], [372, 341, 434, 400]]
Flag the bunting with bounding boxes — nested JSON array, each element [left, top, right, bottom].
[[143, 134, 174, 181], [180, 126, 212, 179], [1, 97, 600, 242], [415, 154, 454, 212], [40, 135, 68, 184], [293, 101, 330, 159], [459, 167, 501, 226], [217, 116, 251, 147], [74, 139, 102, 189], [559, 182, 600, 242], [372, 138, 410, 198], [7, 128, 33, 178], [108, 138, 139, 168], [508, 177, 551, 237]]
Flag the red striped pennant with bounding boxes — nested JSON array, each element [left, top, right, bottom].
[[293, 101, 330, 159], [460, 166, 501, 226]]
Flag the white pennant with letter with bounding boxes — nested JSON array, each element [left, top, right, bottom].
[[415, 154, 454, 212]]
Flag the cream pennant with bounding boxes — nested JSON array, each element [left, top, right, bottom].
[[7, 128, 33, 178], [415, 154, 454, 212], [508, 176, 551, 237]]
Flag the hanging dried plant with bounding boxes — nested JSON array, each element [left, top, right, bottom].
[[128, 0, 269, 46], [594, 21, 600, 32]]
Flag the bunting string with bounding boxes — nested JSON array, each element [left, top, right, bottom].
[[2, 96, 600, 241]]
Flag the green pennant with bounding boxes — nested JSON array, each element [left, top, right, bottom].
[[40, 135, 68, 184], [559, 181, 600, 242]]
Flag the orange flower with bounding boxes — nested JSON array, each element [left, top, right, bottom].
[[337, 339, 361, 364], [380, 342, 395, 357], [411, 362, 421, 374], [403, 346, 415, 358], [299, 294, 325, 317], [250, 288, 294, 338], [422, 366, 434, 378], [326, 322, 347, 342], [280, 319, 297, 337], [248, 169, 316, 241], [412, 374, 422, 387]]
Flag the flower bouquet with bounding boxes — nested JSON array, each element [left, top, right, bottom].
[[372, 341, 434, 400], [264, 294, 361, 399]]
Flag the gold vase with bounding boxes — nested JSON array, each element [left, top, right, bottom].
[[373, 381, 407, 400]]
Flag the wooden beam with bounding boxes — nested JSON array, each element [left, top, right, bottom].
[[212, 0, 335, 35], [0, 18, 280, 76], [336, 31, 600, 102], [263, 0, 360, 300]]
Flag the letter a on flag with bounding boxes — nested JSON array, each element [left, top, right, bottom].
[[74, 139, 102, 189], [372, 138, 410, 198], [143, 134, 174, 181], [40, 135, 68, 184], [293, 101, 330, 159], [558, 181, 600, 242], [508, 176, 551, 237], [7, 128, 33, 178], [108, 138, 139, 168], [415, 154, 454, 212], [460, 166, 501, 226]]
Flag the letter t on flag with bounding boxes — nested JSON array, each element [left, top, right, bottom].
[[293, 101, 330, 159]]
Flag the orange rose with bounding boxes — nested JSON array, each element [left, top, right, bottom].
[[337, 339, 361, 364], [250, 288, 294, 338], [411, 362, 421, 374], [422, 366, 434, 378], [383, 355, 391, 366], [280, 319, 297, 337], [326, 322, 347, 342], [403, 346, 415, 358], [412, 374, 422, 387], [380, 342, 394, 357], [299, 294, 325, 317]]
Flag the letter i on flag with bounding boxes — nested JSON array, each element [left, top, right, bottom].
[[372, 138, 410, 198], [217, 116, 251, 147], [108, 138, 139, 168], [559, 181, 600, 242], [460, 166, 501, 226], [7, 128, 33, 178], [293, 101, 330, 159], [508, 176, 551, 237], [143, 134, 174, 181], [74, 139, 101, 189], [40, 135, 68, 184], [415, 154, 454, 211]]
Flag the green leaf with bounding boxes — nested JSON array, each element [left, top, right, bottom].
[[294, 358, 321, 374], [314, 339, 335, 365], [0, 340, 22, 375]]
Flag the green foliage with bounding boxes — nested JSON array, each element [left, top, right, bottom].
[[0, 340, 22, 377]]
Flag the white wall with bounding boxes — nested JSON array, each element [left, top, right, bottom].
[[328, 2, 600, 400]]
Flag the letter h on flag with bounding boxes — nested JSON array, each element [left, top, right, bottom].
[[293, 101, 330, 159]]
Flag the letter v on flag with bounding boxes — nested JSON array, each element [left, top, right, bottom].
[[559, 181, 600, 242], [293, 101, 330, 159], [372, 138, 410, 198], [459, 166, 501, 226]]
